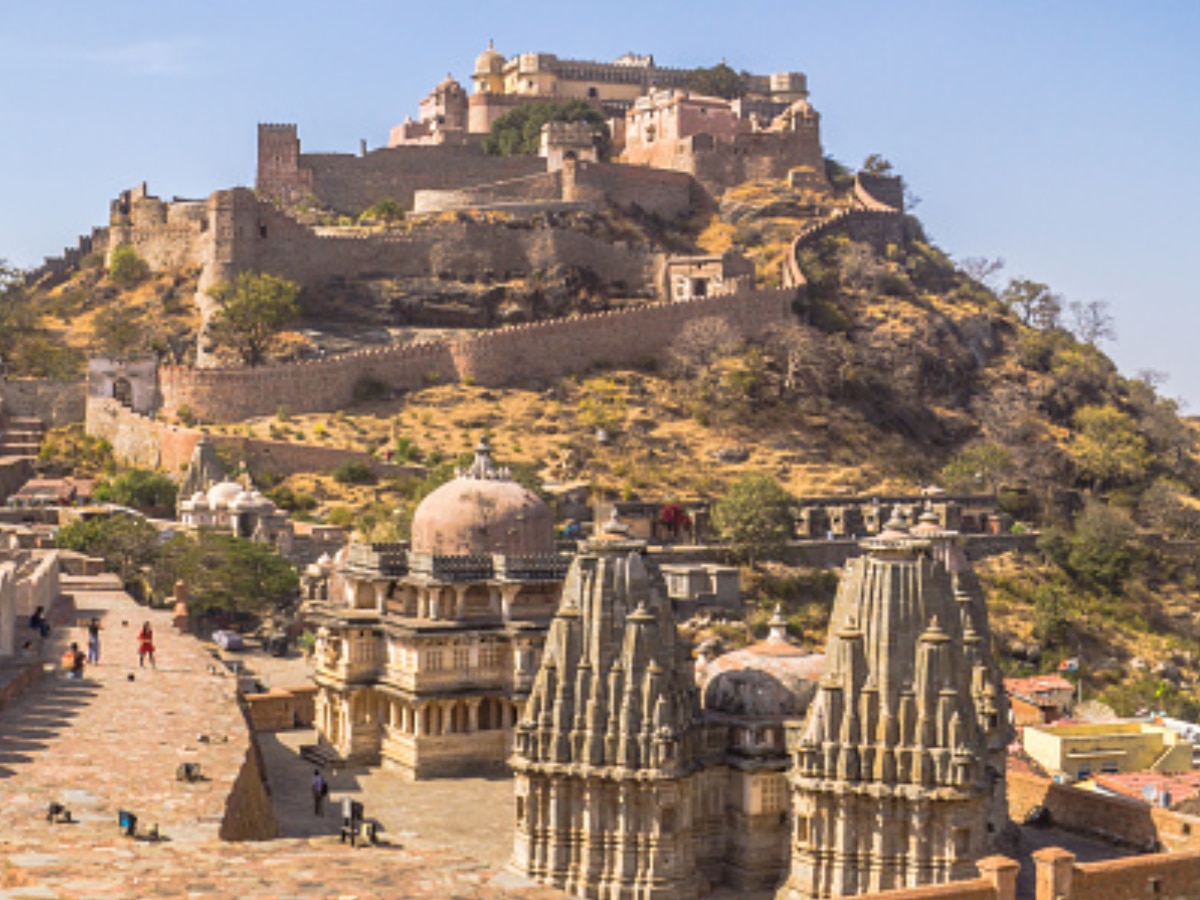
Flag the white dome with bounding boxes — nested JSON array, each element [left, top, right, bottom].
[[207, 481, 243, 508]]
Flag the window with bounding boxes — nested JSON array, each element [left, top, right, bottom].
[[453, 646, 471, 670], [425, 649, 443, 671]]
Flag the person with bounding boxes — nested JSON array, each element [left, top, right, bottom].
[[311, 769, 328, 815], [62, 642, 85, 679], [86, 617, 102, 665], [137, 622, 156, 668], [29, 606, 50, 639]]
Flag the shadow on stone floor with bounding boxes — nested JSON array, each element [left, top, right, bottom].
[[0, 676, 100, 780]]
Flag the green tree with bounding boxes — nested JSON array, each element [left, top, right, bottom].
[[207, 272, 300, 367], [56, 515, 161, 586], [1001, 278, 1061, 330], [861, 154, 894, 176], [94, 469, 178, 513], [93, 306, 144, 356], [150, 530, 298, 616], [1032, 583, 1070, 648], [482, 99, 611, 159], [1066, 501, 1139, 591], [1069, 405, 1150, 491], [940, 444, 1015, 493], [359, 198, 404, 224], [0, 260, 35, 360], [108, 245, 150, 287], [686, 62, 747, 100], [712, 472, 795, 565]]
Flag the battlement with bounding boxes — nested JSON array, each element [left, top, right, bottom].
[[157, 283, 795, 422]]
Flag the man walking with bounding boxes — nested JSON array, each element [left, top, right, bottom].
[[311, 769, 328, 815]]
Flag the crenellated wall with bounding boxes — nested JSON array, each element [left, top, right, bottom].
[[0, 378, 87, 426], [150, 285, 795, 422], [87, 397, 426, 478]]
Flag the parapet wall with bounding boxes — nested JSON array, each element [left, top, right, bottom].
[[0, 378, 87, 427], [297, 145, 545, 214], [215, 188, 661, 302], [154, 285, 796, 422], [22, 226, 109, 290], [87, 398, 426, 479]]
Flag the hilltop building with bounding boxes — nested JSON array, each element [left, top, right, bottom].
[[780, 511, 1011, 899], [303, 437, 570, 777]]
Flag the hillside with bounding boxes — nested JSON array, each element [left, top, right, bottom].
[[9, 167, 1200, 720]]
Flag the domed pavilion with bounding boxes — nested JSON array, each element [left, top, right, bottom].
[[305, 437, 570, 777]]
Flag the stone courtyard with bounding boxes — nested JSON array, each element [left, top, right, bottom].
[[0, 577, 563, 899]]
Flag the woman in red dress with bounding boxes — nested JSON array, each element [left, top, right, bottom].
[[137, 622, 156, 668]]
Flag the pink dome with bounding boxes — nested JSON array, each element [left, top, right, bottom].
[[410, 438, 553, 556]]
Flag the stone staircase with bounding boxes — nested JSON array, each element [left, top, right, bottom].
[[300, 742, 345, 768], [0, 415, 46, 460]]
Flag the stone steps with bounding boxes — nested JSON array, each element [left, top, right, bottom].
[[300, 743, 345, 768], [0, 416, 45, 460]]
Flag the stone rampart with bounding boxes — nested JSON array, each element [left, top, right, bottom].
[[563, 159, 697, 219], [217, 731, 280, 840], [1069, 852, 1200, 900], [297, 145, 545, 214], [87, 397, 425, 478], [242, 684, 318, 732], [218, 188, 660, 302], [150, 285, 794, 422], [784, 207, 906, 288], [107, 186, 209, 272], [0, 378, 86, 426], [413, 171, 563, 214], [22, 226, 109, 290], [451, 286, 793, 387]]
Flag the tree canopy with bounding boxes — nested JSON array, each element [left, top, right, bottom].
[[94, 469, 178, 514], [482, 99, 611, 159], [686, 62, 748, 100], [712, 472, 794, 565], [207, 272, 300, 367]]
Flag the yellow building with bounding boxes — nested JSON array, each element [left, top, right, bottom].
[[1022, 720, 1194, 782]]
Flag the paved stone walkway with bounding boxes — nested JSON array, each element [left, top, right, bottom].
[[0, 581, 563, 899]]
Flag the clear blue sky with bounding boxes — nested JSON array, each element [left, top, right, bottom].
[[3, 1, 1199, 403]]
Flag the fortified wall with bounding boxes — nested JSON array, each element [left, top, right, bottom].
[[154, 285, 795, 422], [86, 397, 423, 480], [257, 124, 546, 214], [106, 183, 210, 271]]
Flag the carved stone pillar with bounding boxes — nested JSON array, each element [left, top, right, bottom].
[[455, 585, 468, 619], [468, 697, 481, 732]]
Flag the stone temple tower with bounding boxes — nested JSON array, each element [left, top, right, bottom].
[[778, 511, 1010, 899], [511, 515, 712, 899]]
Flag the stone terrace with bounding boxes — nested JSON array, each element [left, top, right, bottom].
[[0, 580, 563, 899]]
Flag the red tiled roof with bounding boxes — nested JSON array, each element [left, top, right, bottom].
[[1092, 770, 1200, 806]]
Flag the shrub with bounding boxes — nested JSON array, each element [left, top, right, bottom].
[[352, 376, 389, 404], [333, 461, 376, 485], [176, 405, 196, 427], [108, 245, 149, 287]]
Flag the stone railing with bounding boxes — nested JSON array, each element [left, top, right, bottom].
[[344, 542, 409, 577], [494, 554, 572, 581]]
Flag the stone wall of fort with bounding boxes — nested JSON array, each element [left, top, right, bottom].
[[0, 459, 32, 506], [149, 286, 794, 422], [412, 171, 565, 213], [206, 188, 662, 302], [106, 184, 210, 271], [218, 731, 280, 841], [22, 226, 109, 290], [291, 144, 545, 214], [87, 398, 425, 479], [563, 159, 697, 219], [0, 378, 87, 427]]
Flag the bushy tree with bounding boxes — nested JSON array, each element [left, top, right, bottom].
[[108, 245, 150, 287], [713, 472, 795, 565], [940, 443, 1014, 493], [94, 469, 178, 513], [686, 62, 748, 100], [482, 99, 611, 159], [56, 515, 161, 586], [93, 306, 144, 356], [151, 531, 298, 616], [1002, 278, 1061, 330], [1067, 501, 1140, 592], [861, 154, 894, 175], [207, 272, 300, 367], [1069, 405, 1149, 491]]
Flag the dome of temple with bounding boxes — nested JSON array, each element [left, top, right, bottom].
[[207, 481, 243, 508], [410, 437, 554, 556], [700, 610, 825, 718], [474, 41, 504, 76], [435, 74, 463, 93]]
